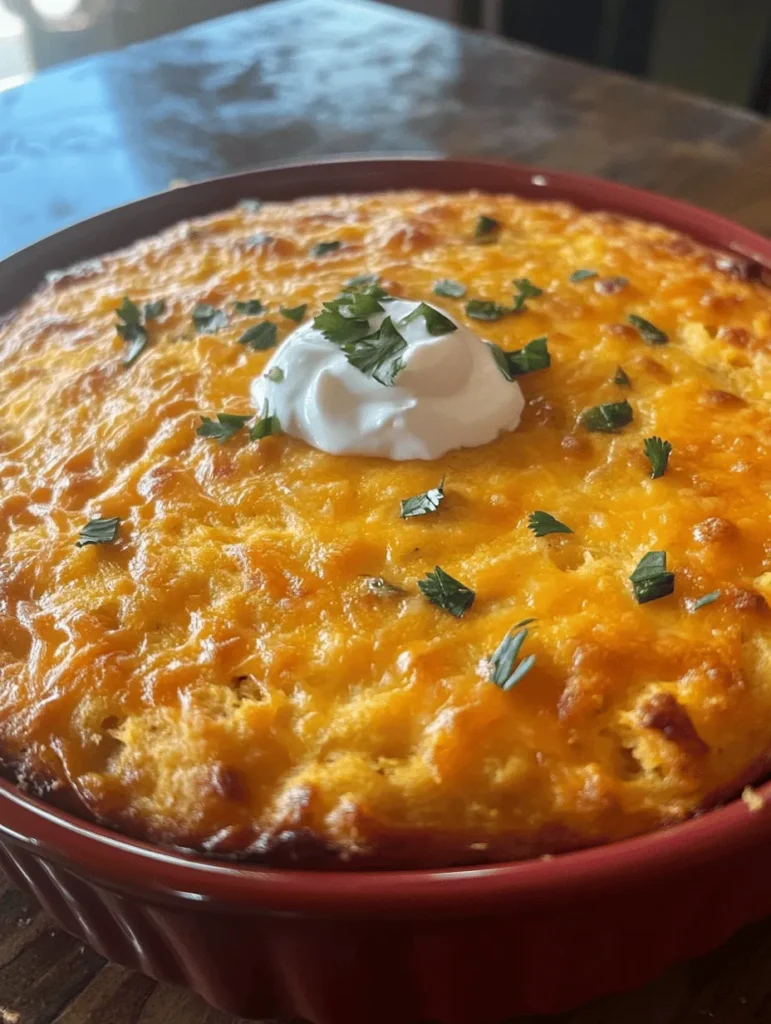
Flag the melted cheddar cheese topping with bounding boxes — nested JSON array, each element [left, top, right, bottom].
[[2, 190, 771, 866]]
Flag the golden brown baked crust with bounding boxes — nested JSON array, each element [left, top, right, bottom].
[[2, 190, 771, 867]]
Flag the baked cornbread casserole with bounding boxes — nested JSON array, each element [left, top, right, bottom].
[[2, 188, 771, 868]]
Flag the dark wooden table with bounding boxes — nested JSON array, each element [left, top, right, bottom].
[[2, 1, 771, 1020]]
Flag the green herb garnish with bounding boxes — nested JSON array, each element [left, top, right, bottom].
[[418, 566, 475, 618], [361, 576, 404, 596], [197, 413, 251, 444], [400, 302, 457, 336], [266, 366, 285, 383], [192, 303, 228, 334], [344, 316, 407, 386], [688, 589, 721, 612], [527, 511, 573, 537], [331, 292, 384, 318], [280, 304, 307, 322], [628, 314, 668, 345], [76, 516, 121, 548], [433, 279, 466, 299], [644, 436, 672, 479], [466, 299, 509, 321], [313, 283, 402, 381], [313, 307, 373, 346], [239, 321, 278, 350], [144, 299, 166, 320], [116, 298, 143, 329], [233, 299, 264, 315], [239, 199, 262, 213], [313, 288, 384, 346], [489, 625, 536, 691], [613, 366, 631, 388], [475, 215, 500, 240], [489, 336, 550, 379], [115, 298, 146, 363], [340, 276, 390, 301], [580, 400, 633, 433], [630, 551, 675, 604], [346, 274, 381, 290], [569, 269, 598, 282], [400, 477, 445, 519], [115, 297, 165, 366], [512, 278, 543, 312], [310, 240, 342, 257], [250, 403, 282, 440]]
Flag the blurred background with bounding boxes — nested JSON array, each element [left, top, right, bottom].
[[1, 0, 770, 112]]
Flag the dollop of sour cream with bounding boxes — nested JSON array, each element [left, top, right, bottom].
[[251, 298, 524, 461]]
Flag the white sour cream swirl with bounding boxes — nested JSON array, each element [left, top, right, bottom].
[[251, 298, 524, 461]]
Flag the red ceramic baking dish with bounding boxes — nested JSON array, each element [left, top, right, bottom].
[[3, 157, 771, 1024]]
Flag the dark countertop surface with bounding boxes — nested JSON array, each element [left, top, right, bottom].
[[2, 0, 771, 262]]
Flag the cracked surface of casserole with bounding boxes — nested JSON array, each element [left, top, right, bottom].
[[2, 189, 771, 867]]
